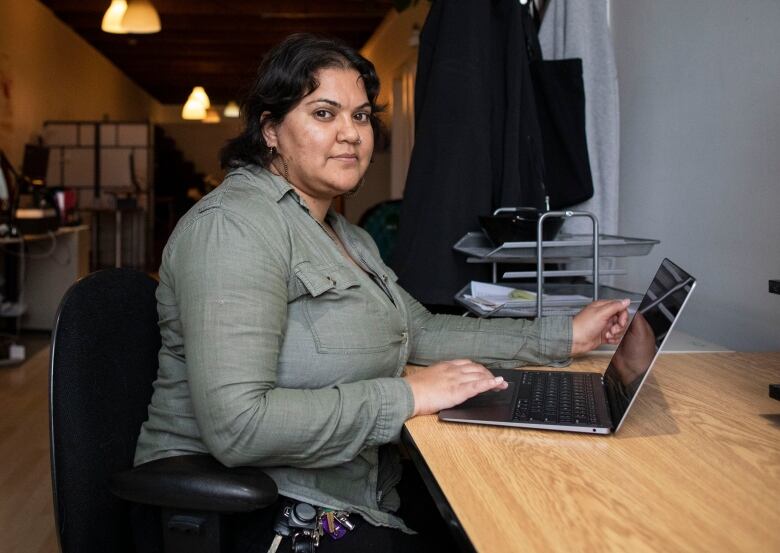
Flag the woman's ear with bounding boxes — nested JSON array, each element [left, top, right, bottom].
[[260, 111, 277, 148]]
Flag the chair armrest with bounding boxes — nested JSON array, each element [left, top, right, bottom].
[[109, 454, 278, 513]]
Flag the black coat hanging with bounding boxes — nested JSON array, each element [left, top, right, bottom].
[[392, 0, 546, 307]]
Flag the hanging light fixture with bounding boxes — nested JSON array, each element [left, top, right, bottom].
[[223, 101, 240, 118], [182, 98, 206, 120], [203, 108, 221, 124], [189, 86, 211, 110], [121, 0, 161, 34], [181, 86, 211, 120], [101, 0, 128, 34]]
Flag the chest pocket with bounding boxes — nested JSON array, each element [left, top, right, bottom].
[[293, 262, 400, 354]]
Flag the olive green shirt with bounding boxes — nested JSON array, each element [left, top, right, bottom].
[[134, 165, 573, 531]]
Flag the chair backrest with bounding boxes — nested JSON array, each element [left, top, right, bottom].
[[50, 269, 160, 553]]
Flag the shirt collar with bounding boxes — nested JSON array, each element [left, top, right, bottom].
[[240, 164, 312, 210], [261, 166, 295, 203]]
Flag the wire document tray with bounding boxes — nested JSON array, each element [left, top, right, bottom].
[[453, 209, 660, 317], [456, 282, 643, 318], [454, 232, 659, 262]]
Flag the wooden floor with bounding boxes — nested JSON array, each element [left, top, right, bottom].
[[0, 344, 59, 552]]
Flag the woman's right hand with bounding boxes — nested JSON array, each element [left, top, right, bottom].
[[403, 359, 508, 416]]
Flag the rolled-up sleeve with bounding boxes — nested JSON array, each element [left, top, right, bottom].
[[171, 208, 414, 469], [397, 287, 572, 367]]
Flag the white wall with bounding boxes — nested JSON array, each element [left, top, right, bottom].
[[611, 0, 780, 351], [350, 3, 430, 222], [361, 3, 429, 120], [160, 119, 242, 179], [0, 0, 161, 167]]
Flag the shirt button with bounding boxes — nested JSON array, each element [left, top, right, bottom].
[[401, 331, 408, 344]]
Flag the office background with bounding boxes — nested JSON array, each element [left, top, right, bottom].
[[0, 0, 777, 352], [0, 2, 777, 552]]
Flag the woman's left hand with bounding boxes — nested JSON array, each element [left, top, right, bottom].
[[571, 299, 632, 356]]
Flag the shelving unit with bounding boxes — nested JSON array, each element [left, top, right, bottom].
[[0, 238, 26, 366], [454, 210, 659, 317], [43, 120, 153, 271]]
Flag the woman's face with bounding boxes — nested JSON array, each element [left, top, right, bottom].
[[264, 67, 374, 202]]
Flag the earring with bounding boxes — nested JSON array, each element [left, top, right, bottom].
[[269, 146, 290, 182]]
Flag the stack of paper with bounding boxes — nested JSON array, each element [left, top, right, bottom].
[[463, 282, 591, 314]]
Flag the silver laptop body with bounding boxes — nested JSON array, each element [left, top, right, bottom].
[[439, 258, 697, 435]]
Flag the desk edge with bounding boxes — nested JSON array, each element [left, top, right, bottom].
[[401, 426, 477, 553]]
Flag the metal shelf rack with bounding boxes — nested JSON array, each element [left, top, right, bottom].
[[454, 210, 659, 317]]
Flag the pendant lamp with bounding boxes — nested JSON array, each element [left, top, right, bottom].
[[101, 0, 128, 34], [182, 99, 206, 120], [121, 0, 161, 34], [189, 86, 210, 110], [203, 108, 221, 124], [181, 86, 211, 120], [223, 101, 240, 118]]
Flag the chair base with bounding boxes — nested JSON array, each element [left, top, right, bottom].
[[163, 509, 223, 553]]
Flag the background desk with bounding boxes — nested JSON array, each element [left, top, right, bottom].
[[403, 353, 780, 553], [1, 226, 90, 330]]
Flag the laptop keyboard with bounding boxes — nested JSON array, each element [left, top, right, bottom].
[[512, 371, 598, 425]]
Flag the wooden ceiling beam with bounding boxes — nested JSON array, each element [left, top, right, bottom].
[[40, 0, 393, 18], [36, 0, 393, 105], [88, 37, 373, 58], [52, 12, 385, 29]]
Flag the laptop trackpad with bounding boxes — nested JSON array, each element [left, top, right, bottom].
[[457, 382, 530, 408], [439, 382, 531, 422]]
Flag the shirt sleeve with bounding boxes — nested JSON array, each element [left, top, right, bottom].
[[396, 287, 572, 368], [169, 208, 414, 470]]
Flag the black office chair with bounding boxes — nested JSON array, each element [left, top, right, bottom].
[[49, 268, 278, 553]]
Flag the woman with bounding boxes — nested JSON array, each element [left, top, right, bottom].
[[135, 34, 630, 552]]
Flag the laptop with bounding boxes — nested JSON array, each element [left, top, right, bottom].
[[439, 258, 696, 434]]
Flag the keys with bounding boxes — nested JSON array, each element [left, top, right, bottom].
[[326, 511, 336, 532], [273, 504, 294, 537], [266, 534, 282, 553], [335, 511, 356, 531], [321, 511, 347, 539], [268, 502, 357, 551], [319, 509, 356, 540], [271, 500, 320, 551]]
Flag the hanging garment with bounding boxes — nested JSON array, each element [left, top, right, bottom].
[[392, 0, 545, 306], [530, 58, 593, 209], [538, 0, 620, 236], [521, 8, 594, 211]]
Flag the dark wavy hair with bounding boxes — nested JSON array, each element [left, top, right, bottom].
[[220, 33, 384, 170]]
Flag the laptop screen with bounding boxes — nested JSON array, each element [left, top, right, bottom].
[[603, 258, 696, 431]]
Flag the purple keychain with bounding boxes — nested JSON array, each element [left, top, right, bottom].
[[320, 510, 354, 540]]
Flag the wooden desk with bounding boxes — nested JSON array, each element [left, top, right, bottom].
[[403, 353, 780, 553]]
